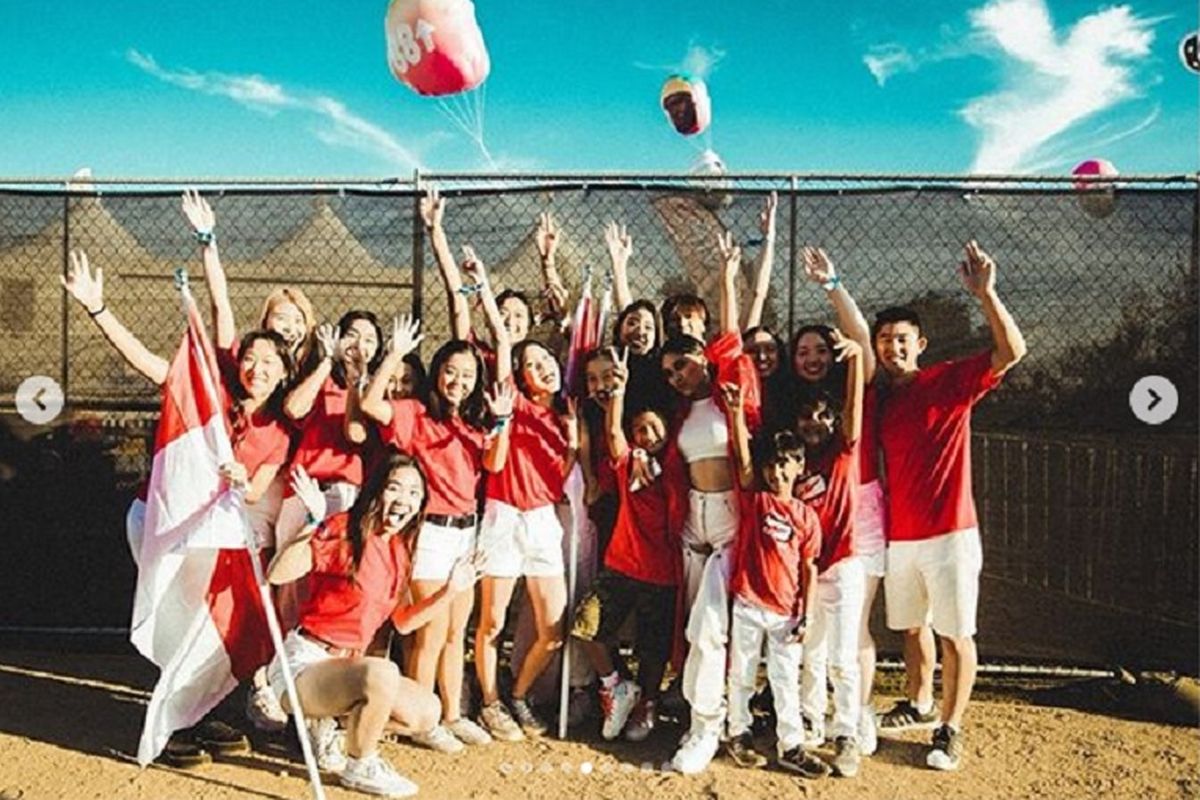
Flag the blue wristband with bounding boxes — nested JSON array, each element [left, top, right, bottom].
[[195, 229, 216, 246], [822, 275, 841, 292]]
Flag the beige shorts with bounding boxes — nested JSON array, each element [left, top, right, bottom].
[[884, 527, 982, 639]]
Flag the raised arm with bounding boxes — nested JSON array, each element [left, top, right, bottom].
[[959, 240, 1027, 376], [482, 382, 514, 474], [561, 397, 582, 480], [829, 329, 864, 445], [720, 382, 755, 490], [361, 315, 424, 426], [462, 246, 511, 383], [62, 250, 169, 386], [605, 347, 631, 460], [421, 187, 472, 341], [604, 221, 634, 311], [284, 323, 336, 420], [536, 212, 569, 323], [717, 232, 742, 336], [743, 192, 778, 329], [181, 190, 236, 351], [344, 355, 370, 445], [268, 467, 324, 584], [802, 247, 876, 383]]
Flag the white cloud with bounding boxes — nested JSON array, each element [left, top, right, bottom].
[[126, 49, 425, 171], [960, 0, 1156, 173], [635, 41, 726, 80], [863, 44, 917, 86]]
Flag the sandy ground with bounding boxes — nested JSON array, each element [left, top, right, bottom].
[[0, 649, 1197, 800]]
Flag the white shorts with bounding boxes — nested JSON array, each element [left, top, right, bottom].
[[267, 629, 333, 705], [884, 527, 982, 639], [854, 479, 887, 558], [410, 520, 477, 582], [477, 499, 565, 578], [860, 549, 886, 578]]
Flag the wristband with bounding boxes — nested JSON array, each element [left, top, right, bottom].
[[489, 415, 511, 434], [87, 304, 107, 318], [457, 282, 483, 296], [822, 275, 842, 292], [195, 229, 216, 246], [608, 387, 625, 397]]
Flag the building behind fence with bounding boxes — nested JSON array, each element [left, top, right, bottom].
[[0, 174, 1196, 671]]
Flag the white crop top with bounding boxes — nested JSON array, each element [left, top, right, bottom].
[[677, 396, 729, 463]]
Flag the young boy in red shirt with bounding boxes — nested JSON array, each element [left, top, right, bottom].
[[570, 347, 677, 743], [721, 383, 829, 779], [875, 241, 1026, 771]]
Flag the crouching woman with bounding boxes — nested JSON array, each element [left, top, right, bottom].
[[268, 453, 481, 798]]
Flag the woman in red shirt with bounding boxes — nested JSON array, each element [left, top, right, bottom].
[[462, 250, 581, 742], [268, 453, 479, 798], [361, 316, 513, 753], [274, 310, 384, 626]]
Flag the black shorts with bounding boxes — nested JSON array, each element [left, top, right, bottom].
[[571, 570, 676, 669]]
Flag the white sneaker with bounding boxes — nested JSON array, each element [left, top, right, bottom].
[[599, 680, 641, 741], [340, 753, 418, 798], [245, 668, 288, 732], [307, 717, 347, 773], [410, 723, 465, 754], [446, 717, 493, 746], [670, 730, 720, 774], [858, 706, 878, 756]]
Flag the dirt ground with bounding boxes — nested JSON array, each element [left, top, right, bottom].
[[0, 649, 1197, 800]]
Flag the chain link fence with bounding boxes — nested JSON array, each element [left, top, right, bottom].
[[0, 174, 1196, 669]]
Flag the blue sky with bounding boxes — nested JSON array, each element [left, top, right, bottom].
[[0, 0, 1194, 177]]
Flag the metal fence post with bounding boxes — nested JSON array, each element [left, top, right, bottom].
[[60, 188, 70, 401], [410, 168, 424, 324], [787, 174, 799, 335]]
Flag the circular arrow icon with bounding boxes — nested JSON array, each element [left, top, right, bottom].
[[1130, 375, 1178, 426], [15, 375, 65, 425]]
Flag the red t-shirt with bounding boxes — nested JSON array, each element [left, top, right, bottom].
[[219, 367, 291, 479], [298, 513, 411, 652], [879, 351, 1001, 542], [485, 388, 568, 510], [380, 398, 485, 517], [859, 385, 881, 486], [801, 432, 860, 573], [289, 376, 364, 490], [731, 492, 822, 617], [604, 450, 676, 586]]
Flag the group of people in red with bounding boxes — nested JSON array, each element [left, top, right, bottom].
[[64, 186, 1025, 798]]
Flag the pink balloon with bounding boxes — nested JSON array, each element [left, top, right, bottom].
[[385, 0, 490, 97]]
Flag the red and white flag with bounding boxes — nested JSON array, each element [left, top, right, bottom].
[[128, 287, 270, 766]]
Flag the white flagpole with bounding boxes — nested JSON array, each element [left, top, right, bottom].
[[178, 270, 327, 800]]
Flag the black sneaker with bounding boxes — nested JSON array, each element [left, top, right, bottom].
[[777, 746, 830, 778], [161, 732, 211, 769], [727, 732, 768, 769], [194, 719, 250, 755], [831, 735, 861, 778], [878, 699, 939, 732], [926, 724, 963, 771]]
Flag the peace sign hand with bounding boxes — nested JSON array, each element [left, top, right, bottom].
[[958, 240, 996, 298], [420, 185, 445, 231], [460, 245, 488, 289], [608, 346, 630, 394], [536, 212, 560, 262], [759, 191, 778, 237], [717, 231, 741, 282]]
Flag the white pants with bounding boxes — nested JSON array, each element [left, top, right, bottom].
[[680, 489, 738, 737], [728, 597, 805, 754], [273, 482, 359, 631], [800, 556, 866, 738]]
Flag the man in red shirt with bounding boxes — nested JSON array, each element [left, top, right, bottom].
[[875, 241, 1026, 771]]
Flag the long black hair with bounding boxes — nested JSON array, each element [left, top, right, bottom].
[[228, 329, 293, 445], [612, 299, 662, 352], [512, 339, 568, 414], [790, 323, 845, 391], [330, 310, 385, 388], [346, 451, 427, 582], [424, 339, 488, 428]]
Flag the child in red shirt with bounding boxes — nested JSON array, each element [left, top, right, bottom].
[[570, 347, 676, 743], [722, 383, 828, 779]]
